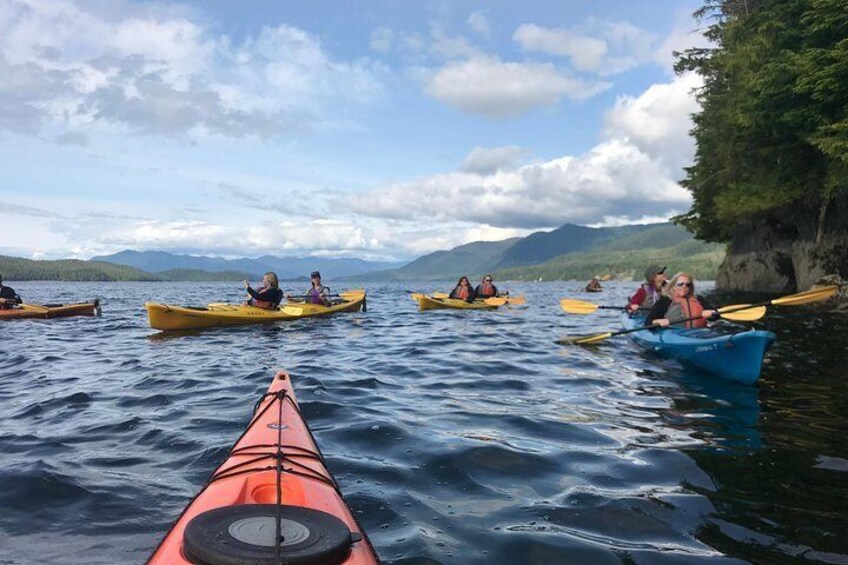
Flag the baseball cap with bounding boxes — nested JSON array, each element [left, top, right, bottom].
[[310, 271, 321, 279], [644, 265, 666, 280]]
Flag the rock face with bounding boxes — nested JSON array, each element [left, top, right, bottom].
[[716, 196, 848, 292]]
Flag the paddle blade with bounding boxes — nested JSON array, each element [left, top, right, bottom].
[[556, 332, 613, 346], [560, 298, 600, 315], [483, 297, 507, 306], [717, 304, 767, 321], [505, 295, 526, 305], [432, 292, 450, 299], [772, 285, 838, 306], [281, 306, 304, 315]]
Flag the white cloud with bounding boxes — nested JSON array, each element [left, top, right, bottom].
[[461, 146, 527, 174], [424, 56, 610, 117], [353, 73, 698, 228], [370, 27, 394, 53], [468, 11, 491, 39], [654, 15, 713, 73], [513, 19, 658, 75], [0, 0, 384, 138], [604, 71, 702, 171]]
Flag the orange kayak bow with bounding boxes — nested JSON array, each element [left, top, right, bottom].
[[148, 371, 378, 565]]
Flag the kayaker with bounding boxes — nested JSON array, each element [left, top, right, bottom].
[[645, 272, 716, 329], [449, 276, 476, 302], [586, 277, 602, 292], [304, 271, 332, 306], [0, 274, 22, 309], [244, 272, 283, 309], [475, 274, 499, 298], [627, 265, 667, 313]]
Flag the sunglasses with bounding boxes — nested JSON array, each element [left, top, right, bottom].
[[675, 281, 692, 288], [484, 278, 492, 282]]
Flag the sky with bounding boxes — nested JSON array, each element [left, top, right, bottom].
[[0, 0, 709, 261]]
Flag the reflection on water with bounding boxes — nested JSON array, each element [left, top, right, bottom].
[[0, 281, 845, 564]]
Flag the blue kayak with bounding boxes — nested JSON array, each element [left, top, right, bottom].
[[621, 314, 776, 385]]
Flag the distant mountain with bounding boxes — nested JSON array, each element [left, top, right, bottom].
[[493, 223, 660, 269], [0, 255, 160, 281], [359, 222, 724, 281], [92, 250, 405, 280], [361, 238, 520, 282], [495, 239, 726, 282]]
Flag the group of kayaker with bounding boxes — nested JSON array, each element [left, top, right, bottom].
[[448, 274, 502, 302], [245, 270, 332, 308], [627, 265, 716, 329], [0, 275, 22, 309]]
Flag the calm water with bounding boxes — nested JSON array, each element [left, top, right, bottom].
[[1, 281, 846, 564]]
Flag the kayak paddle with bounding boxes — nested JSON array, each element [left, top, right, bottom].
[[428, 292, 524, 305], [559, 285, 838, 346], [560, 297, 765, 321]]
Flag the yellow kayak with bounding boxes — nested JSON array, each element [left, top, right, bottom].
[[145, 290, 366, 331], [0, 301, 100, 320], [412, 293, 499, 311]]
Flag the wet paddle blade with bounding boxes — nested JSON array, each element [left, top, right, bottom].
[[432, 292, 450, 299], [505, 296, 526, 305], [559, 298, 600, 315], [556, 332, 614, 346], [717, 304, 767, 321], [772, 285, 838, 306], [483, 297, 507, 306]]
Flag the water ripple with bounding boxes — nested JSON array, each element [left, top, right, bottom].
[[0, 280, 846, 564]]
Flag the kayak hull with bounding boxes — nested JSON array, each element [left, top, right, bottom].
[[148, 371, 378, 564], [413, 294, 498, 311], [145, 291, 365, 331], [622, 314, 776, 384], [0, 301, 99, 320]]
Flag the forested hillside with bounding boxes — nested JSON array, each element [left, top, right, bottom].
[[675, 0, 848, 290]]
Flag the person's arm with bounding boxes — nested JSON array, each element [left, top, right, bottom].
[[628, 287, 647, 312], [467, 287, 477, 302], [697, 295, 717, 319], [248, 287, 280, 303], [645, 296, 670, 326], [474, 284, 482, 295], [448, 287, 458, 299]]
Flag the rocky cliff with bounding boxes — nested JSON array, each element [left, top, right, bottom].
[[716, 196, 848, 292]]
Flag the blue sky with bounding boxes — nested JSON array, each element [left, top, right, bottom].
[[0, 0, 707, 261]]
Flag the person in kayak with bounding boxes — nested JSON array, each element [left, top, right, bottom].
[[449, 276, 476, 302], [304, 271, 332, 306], [0, 274, 22, 309], [244, 272, 283, 309], [645, 272, 716, 329], [586, 277, 602, 292], [475, 274, 499, 298], [627, 265, 667, 313]]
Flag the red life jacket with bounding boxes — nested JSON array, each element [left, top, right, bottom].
[[667, 297, 706, 328], [478, 282, 496, 297], [250, 287, 276, 309], [455, 286, 470, 300]]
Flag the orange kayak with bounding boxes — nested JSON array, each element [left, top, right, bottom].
[[0, 300, 100, 320], [148, 371, 378, 565]]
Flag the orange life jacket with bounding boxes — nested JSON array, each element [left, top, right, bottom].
[[454, 286, 470, 300], [478, 282, 496, 297], [250, 287, 276, 309], [666, 297, 706, 328]]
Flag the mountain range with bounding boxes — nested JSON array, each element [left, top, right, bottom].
[[92, 250, 405, 280], [361, 222, 723, 281], [2, 222, 724, 282]]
